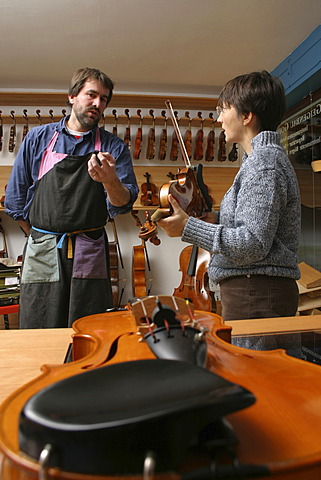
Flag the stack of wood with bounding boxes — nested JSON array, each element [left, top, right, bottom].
[[297, 262, 321, 314]]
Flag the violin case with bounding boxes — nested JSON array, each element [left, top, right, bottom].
[[19, 358, 255, 476]]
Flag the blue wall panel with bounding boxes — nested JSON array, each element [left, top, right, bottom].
[[271, 25, 321, 108]]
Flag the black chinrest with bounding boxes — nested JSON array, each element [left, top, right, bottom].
[[19, 359, 255, 475]]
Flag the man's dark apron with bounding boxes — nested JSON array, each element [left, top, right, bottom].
[[20, 129, 113, 329]]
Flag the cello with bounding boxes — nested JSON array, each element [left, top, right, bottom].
[[131, 211, 157, 298], [173, 244, 216, 313], [2, 297, 321, 478]]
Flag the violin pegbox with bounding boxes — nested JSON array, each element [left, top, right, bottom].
[[130, 295, 208, 367]]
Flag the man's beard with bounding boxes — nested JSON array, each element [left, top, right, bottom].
[[74, 107, 101, 130]]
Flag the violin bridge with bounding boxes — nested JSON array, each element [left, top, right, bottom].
[[131, 295, 195, 336]]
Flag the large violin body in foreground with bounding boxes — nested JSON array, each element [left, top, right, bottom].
[[1, 297, 321, 479]]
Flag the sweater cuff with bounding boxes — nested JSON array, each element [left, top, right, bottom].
[[182, 217, 219, 252]]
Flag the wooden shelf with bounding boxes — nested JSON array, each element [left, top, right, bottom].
[[1, 165, 238, 211], [226, 315, 321, 337], [0, 92, 218, 110]]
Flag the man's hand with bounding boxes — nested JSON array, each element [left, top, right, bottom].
[[87, 152, 130, 207], [88, 152, 117, 185]]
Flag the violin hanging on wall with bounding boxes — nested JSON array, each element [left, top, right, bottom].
[[140, 172, 159, 207], [124, 109, 131, 150], [217, 130, 227, 162], [134, 109, 142, 160], [193, 111, 204, 161], [8, 111, 16, 153], [183, 111, 192, 160], [112, 109, 118, 137], [158, 110, 167, 160], [170, 110, 179, 161], [146, 110, 155, 160], [22, 110, 29, 142], [228, 143, 238, 162], [205, 112, 215, 162]]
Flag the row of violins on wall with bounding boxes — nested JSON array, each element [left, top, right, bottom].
[[0, 108, 238, 162]]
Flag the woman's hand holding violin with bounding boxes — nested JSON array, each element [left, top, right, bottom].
[[158, 194, 189, 237]]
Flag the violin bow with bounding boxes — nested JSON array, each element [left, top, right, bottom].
[[165, 100, 191, 168]]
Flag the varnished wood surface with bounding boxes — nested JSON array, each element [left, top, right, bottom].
[[0, 92, 217, 110], [1, 312, 321, 478]]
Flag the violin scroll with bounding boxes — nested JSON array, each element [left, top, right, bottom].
[[131, 210, 161, 246]]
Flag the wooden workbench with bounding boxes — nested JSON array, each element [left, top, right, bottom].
[[1, 314, 321, 406], [0, 327, 73, 404]]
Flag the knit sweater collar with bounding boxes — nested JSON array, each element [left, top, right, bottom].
[[251, 131, 280, 149]]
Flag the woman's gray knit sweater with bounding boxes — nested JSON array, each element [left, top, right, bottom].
[[182, 131, 301, 284]]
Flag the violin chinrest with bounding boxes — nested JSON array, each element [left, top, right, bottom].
[[144, 324, 208, 367], [19, 359, 255, 476]]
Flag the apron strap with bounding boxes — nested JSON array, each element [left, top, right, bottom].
[[32, 226, 104, 259]]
